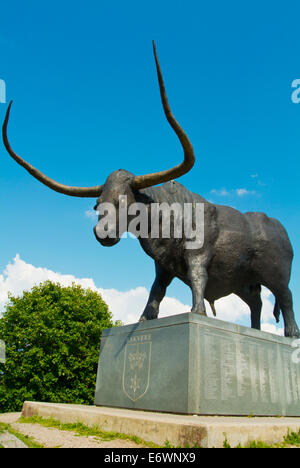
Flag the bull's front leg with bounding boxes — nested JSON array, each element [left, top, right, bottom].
[[139, 263, 174, 321], [185, 252, 210, 316]]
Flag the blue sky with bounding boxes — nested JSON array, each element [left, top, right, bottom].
[[0, 0, 300, 329]]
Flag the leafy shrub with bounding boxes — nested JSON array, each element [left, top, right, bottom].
[[0, 281, 119, 412]]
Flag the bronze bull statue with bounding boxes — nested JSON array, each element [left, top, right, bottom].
[[3, 42, 299, 337]]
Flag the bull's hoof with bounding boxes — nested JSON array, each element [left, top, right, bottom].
[[139, 315, 148, 322], [139, 315, 156, 322], [191, 306, 207, 316], [284, 323, 300, 338], [139, 306, 158, 322]]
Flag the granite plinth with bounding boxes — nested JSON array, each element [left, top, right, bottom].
[[94, 313, 300, 416]]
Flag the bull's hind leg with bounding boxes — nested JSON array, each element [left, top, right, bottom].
[[272, 286, 300, 338], [235, 284, 262, 330]]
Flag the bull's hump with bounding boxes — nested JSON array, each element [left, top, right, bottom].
[[142, 181, 207, 204]]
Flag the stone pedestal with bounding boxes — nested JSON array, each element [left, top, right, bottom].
[[94, 313, 300, 416]]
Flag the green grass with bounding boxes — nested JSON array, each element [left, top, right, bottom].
[[0, 422, 44, 448], [18, 415, 161, 447], [223, 428, 300, 448], [282, 429, 300, 447]]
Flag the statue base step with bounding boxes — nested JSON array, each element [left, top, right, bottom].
[[94, 313, 300, 416]]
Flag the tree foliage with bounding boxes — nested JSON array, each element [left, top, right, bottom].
[[0, 281, 118, 412]]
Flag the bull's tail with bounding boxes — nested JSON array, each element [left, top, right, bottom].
[[273, 298, 280, 323]]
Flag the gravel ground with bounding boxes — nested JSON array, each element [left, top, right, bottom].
[[0, 412, 146, 448]]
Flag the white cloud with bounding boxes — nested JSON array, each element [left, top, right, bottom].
[[210, 188, 229, 197], [85, 210, 97, 219], [98, 286, 149, 324], [210, 188, 256, 198], [236, 188, 256, 197], [0, 254, 97, 311], [98, 286, 190, 324], [0, 255, 283, 335]]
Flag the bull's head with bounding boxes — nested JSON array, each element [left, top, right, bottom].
[[2, 42, 195, 246]]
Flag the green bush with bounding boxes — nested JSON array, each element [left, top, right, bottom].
[[0, 281, 119, 412]]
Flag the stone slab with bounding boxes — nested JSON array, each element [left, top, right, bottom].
[[21, 401, 300, 448], [94, 313, 300, 416]]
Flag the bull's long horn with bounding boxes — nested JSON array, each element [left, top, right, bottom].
[[2, 101, 103, 197], [133, 41, 195, 190]]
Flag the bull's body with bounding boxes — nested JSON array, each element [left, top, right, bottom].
[[136, 178, 299, 337]]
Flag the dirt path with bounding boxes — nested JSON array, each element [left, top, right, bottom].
[[0, 412, 145, 448]]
